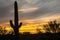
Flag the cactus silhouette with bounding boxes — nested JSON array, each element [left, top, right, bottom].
[[9, 1, 22, 39]]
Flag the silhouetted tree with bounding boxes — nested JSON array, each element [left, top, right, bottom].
[[36, 28, 42, 34], [0, 26, 7, 35], [48, 21, 55, 33], [48, 20, 60, 33], [0, 26, 3, 35], [43, 24, 50, 32], [3, 27, 7, 35], [53, 20, 60, 33], [9, 1, 22, 40], [43, 20, 60, 33]]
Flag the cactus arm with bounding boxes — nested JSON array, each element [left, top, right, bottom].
[[10, 20, 15, 28], [18, 22, 22, 28]]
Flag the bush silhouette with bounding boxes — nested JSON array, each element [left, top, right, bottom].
[[43, 20, 60, 33]]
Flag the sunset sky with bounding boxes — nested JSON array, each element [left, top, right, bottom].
[[0, 0, 60, 23], [0, 0, 60, 34]]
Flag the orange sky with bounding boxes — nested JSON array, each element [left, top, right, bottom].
[[0, 19, 48, 34], [0, 14, 60, 34]]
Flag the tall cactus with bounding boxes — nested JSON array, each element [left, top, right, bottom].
[[9, 1, 22, 39]]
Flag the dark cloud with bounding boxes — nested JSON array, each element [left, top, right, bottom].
[[19, 0, 60, 20], [0, 5, 14, 23], [0, 0, 60, 23]]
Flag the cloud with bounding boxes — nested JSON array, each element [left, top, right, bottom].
[[0, 0, 60, 23], [19, 1, 60, 20], [0, 0, 15, 7]]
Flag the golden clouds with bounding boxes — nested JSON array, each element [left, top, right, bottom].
[[19, 22, 47, 34], [11, 7, 38, 13], [18, 7, 38, 13], [0, 21, 47, 34]]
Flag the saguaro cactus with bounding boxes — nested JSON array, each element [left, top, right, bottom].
[[9, 1, 22, 39]]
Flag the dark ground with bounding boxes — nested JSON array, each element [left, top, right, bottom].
[[0, 32, 60, 40]]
